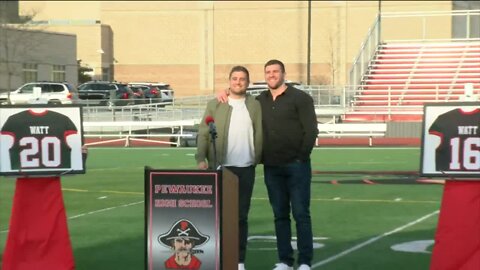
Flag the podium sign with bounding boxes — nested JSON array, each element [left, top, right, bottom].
[[420, 102, 480, 178], [145, 169, 221, 270], [0, 105, 85, 176]]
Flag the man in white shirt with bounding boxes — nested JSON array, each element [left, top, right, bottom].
[[196, 66, 263, 270]]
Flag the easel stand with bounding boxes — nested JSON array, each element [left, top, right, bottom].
[[2, 177, 75, 270], [430, 180, 480, 270]]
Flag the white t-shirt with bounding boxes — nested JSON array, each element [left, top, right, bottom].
[[223, 97, 255, 167]]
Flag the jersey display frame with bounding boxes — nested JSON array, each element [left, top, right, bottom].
[[0, 104, 85, 176], [420, 102, 480, 178]]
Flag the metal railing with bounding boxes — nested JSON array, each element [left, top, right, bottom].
[[381, 9, 480, 42], [79, 83, 479, 123], [81, 96, 212, 122], [83, 120, 197, 147], [349, 15, 380, 89], [348, 9, 480, 88]]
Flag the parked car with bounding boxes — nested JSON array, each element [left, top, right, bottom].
[[77, 81, 134, 106], [246, 80, 305, 96], [128, 85, 147, 104], [0, 81, 79, 105], [245, 84, 268, 96], [128, 82, 174, 104], [128, 83, 160, 103]]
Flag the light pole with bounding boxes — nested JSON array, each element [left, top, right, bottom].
[[307, 0, 312, 85], [378, 0, 382, 43]]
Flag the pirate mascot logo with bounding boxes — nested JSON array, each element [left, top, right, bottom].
[[158, 219, 210, 269]]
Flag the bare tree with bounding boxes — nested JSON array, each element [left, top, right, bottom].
[[0, 2, 39, 103], [327, 25, 338, 86], [310, 25, 338, 86]]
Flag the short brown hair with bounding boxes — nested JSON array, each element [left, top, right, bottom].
[[264, 59, 285, 73], [229, 66, 250, 82]]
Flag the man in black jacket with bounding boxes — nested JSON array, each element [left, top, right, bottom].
[[257, 59, 318, 270]]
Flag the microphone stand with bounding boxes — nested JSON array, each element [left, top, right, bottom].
[[209, 127, 218, 170]]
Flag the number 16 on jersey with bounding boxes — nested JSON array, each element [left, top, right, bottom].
[[421, 102, 480, 178]]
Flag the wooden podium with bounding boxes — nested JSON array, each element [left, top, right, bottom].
[[221, 168, 239, 269], [145, 168, 238, 270]]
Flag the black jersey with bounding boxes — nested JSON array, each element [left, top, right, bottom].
[[0, 109, 78, 171], [429, 108, 480, 172]]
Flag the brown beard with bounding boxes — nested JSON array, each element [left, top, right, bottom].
[[268, 81, 284, 90], [269, 82, 283, 90], [175, 250, 192, 265]]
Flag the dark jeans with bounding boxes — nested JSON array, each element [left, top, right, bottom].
[[225, 165, 256, 263], [264, 160, 313, 267]]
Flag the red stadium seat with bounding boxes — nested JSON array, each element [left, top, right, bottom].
[[346, 41, 480, 122]]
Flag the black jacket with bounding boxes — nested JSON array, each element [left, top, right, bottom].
[[257, 86, 318, 166]]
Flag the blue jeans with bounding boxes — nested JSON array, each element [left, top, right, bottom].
[[264, 160, 313, 267]]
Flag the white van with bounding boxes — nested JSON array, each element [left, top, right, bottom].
[[0, 82, 79, 105]]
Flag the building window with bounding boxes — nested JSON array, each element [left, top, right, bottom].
[[52, 65, 66, 82], [22, 63, 38, 83]]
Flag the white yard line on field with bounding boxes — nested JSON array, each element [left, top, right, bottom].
[[68, 200, 144, 220], [251, 197, 438, 204], [311, 210, 439, 269], [61, 188, 143, 195], [0, 200, 144, 234], [312, 147, 418, 151], [87, 147, 190, 150]]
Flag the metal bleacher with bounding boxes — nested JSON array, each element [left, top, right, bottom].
[[81, 98, 207, 147], [345, 41, 480, 122]]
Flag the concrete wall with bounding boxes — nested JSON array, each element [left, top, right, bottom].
[[32, 24, 112, 81], [386, 122, 423, 138], [0, 27, 77, 92], [19, 1, 452, 96]]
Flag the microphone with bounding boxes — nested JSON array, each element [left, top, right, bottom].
[[205, 116, 219, 169], [205, 116, 217, 138]]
